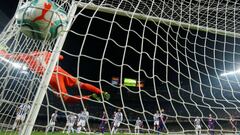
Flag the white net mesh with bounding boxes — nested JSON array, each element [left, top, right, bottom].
[[0, 0, 240, 135]]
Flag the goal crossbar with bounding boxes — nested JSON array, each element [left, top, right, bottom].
[[77, 1, 240, 38]]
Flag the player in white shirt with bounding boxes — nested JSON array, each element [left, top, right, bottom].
[[194, 116, 201, 135], [63, 113, 77, 134], [111, 108, 123, 134], [46, 110, 58, 132], [12, 102, 31, 131], [77, 109, 89, 133], [135, 117, 143, 135], [153, 110, 160, 131]]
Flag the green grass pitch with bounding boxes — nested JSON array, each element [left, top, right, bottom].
[[0, 131, 163, 135], [2, 131, 236, 135]]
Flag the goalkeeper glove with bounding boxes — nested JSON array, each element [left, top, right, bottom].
[[91, 93, 100, 101], [103, 92, 110, 101]]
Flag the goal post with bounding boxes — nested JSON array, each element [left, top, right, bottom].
[[20, 2, 78, 135]]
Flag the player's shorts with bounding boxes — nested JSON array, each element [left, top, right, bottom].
[[158, 124, 164, 131], [113, 121, 121, 127], [49, 122, 56, 126], [66, 122, 70, 126], [99, 122, 106, 128], [77, 120, 86, 127], [67, 123, 74, 127], [154, 121, 159, 126], [195, 125, 201, 130], [16, 115, 26, 121], [135, 126, 140, 130]]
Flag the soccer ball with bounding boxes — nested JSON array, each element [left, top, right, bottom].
[[15, 0, 68, 40]]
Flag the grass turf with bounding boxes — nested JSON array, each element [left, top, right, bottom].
[[2, 131, 236, 135], [1, 131, 160, 135]]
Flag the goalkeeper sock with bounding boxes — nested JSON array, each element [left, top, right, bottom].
[[12, 122, 17, 130], [103, 92, 110, 100], [91, 93, 100, 101], [111, 127, 115, 134]]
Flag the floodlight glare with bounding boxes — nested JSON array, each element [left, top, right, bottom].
[[0, 56, 28, 71], [220, 69, 240, 76]]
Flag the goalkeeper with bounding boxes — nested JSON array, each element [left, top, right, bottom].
[[0, 50, 110, 103]]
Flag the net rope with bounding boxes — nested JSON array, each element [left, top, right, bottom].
[[0, 0, 240, 134]]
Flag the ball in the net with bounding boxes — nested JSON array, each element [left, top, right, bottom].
[[15, 0, 68, 40]]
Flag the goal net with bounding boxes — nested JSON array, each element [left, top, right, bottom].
[[0, 0, 240, 134]]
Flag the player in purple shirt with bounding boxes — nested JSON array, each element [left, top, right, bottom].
[[157, 109, 167, 135], [208, 114, 215, 135], [99, 112, 107, 134]]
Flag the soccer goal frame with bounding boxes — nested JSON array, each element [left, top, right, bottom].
[[77, 1, 240, 37], [7, 0, 240, 134]]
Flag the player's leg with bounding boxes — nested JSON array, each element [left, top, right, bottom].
[[70, 124, 74, 133], [209, 128, 214, 135], [82, 121, 87, 132], [157, 124, 163, 135], [17, 120, 22, 131], [111, 127, 115, 134], [77, 120, 83, 133], [135, 127, 138, 135], [62, 123, 68, 133], [99, 122, 105, 134], [67, 125, 71, 134], [18, 116, 26, 131], [51, 67, 109, 103], [111, 122, 116, 134], [156, 121, 159, 132], [51, 123, 55, 132], [76, 121, 81, 133], [13, 115, 24, 130], [67, 123, 74, 133], [112, 122, 117, 134], [45, 124, 50, 133], [114, 122, 120, 134], [50, 71, 92, 103], [58, 66, 110, 100], [154, 121, 159, 132], [157, 126, 160, 135], [51, 126, 54, 132], [101, 126, 105, 134], [76, 126, 81, 133], [12, 119, 19, 130], [114, 127, 118, 134], [55, 66, 103, 95], [46, 122, 53, 132]]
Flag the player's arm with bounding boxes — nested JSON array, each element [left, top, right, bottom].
[[55, 114, 58, 122], [121, 113, 123, 122], [86, 113, 89, 120], [0, 51, 29, 63]]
